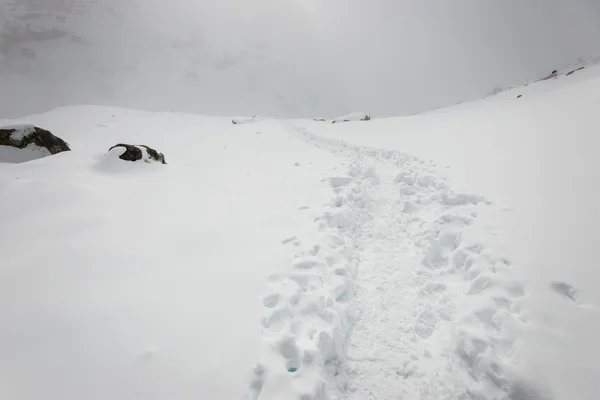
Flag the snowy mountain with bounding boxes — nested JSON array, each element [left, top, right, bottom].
[[3, 1, 600, 399], [1, 59, 599, 399], [2, 0, 600, 119]]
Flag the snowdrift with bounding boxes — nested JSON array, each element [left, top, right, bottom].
[[0, 143, 51, 163], [331, 112, 371, 124]]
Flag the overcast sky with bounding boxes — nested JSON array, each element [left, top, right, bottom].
[[2, 0, 600, 117]]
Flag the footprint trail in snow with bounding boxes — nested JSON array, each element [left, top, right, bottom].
[[249, 123, 539, 400]]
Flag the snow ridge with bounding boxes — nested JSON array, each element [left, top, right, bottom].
[[249, 151, 374, 399], [271, 123, 544, 399]]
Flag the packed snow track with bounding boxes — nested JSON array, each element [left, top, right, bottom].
[[249, 123, 544, 400]]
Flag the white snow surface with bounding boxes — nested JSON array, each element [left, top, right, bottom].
[[0, 143, 51, 163], [232, 116, 261, 125], [0, 108, 340, 399], [288, 64, 600, 399], [331, 112, 370, 124], [0, 64, 599, 400]]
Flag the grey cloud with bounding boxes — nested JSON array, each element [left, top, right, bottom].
[[1, 0, 599, 118]]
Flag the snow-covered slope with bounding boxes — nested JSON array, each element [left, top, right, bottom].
[[0, 108, 342, 399], [291, 63, 600, 399], [0, 141, 51, 163], [1, 59, 599, 400]]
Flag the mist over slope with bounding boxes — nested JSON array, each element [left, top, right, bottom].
[[2, 0, 600, 118]]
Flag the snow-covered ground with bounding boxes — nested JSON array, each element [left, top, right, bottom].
[[287, 64, 600, 399], [331, 112, 370, 124], [1, 62, 599, 399], [0, 109, 341, 399]]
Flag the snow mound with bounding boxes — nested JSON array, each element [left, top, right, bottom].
[[331, 112, 371, 124], [97, 144, 166, 172], [107, 144, 166, 164], [0, 143, 51, 164], [232, 116, 261, 125], [251, 150, 366, 398]]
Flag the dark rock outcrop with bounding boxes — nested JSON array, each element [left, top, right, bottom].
[[566, 66, 585, 76], [540, 70, 558, 81], [109, 143, 142, 162], [139, 145, 166, 164], [0, 124, 70, 154], [108, 143, 166, 164]]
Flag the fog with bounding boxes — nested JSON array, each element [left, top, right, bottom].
[[1, 0, 600, 118]]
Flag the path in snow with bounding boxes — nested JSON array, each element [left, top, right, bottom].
[[248, 123, 553, 399]]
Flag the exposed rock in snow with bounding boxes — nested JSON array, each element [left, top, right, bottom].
[[539, 69, 558, 81], [566, 66, 586, 76], [0, 124, 70, 163], [0, 124, 70, 154], [107, 144, 166, 164]]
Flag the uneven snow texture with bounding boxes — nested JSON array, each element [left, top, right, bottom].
[[275, 65, 600, 400], [250, 124, 538, 399], [250, 156, 364, 399]]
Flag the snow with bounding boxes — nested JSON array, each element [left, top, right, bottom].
[[288, 62, 600, 399], [0, 108, 340, 399], [281, 125, 521, 398], [0, 123, 36, 140], [232, 116, 260, 125], [0, 62, 599, 400], [0, 143, 51, 163], [331, 112, 370, 124]]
